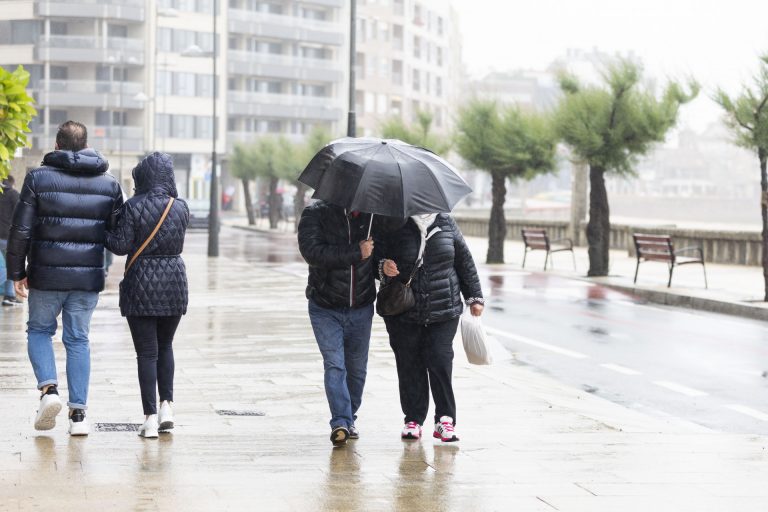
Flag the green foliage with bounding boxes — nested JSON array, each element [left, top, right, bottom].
[[230, 136, 300, 181], [380, 110, 451, 155], [714, 55, 768, 155], [0, 65, 37, 180], [456, 99, 558, 180], [555, 58, 698, 174]]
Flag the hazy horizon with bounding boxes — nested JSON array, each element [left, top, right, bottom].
[[453, 0, 768, 131]]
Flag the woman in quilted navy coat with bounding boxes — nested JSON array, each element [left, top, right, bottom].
[[106, 152, 189, 438], [376, 213, 483, 443]]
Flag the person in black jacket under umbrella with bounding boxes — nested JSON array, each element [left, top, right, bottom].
[[106, 152, 189, 439], [376, 213, 484, 442]]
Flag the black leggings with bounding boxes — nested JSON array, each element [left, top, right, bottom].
[[126, 316, 181, 415]]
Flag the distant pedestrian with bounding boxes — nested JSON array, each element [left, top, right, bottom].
[[0, 175, 21, 306], [376, 213, 484, 442], [105, 152, 189, 439], [6, 121, 123, 435], [298, 201, 378, 446]]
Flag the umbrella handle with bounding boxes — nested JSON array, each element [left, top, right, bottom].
[[367, 214, 374, 239]]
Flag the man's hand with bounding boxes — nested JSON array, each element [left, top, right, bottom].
[[14, 278, 28, 300], [383, 259, 400, 277], [470, 303, 484, 317], [359, 238, 374, 260]]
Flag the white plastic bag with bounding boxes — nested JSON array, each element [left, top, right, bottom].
[[460, 312, 492, 365]]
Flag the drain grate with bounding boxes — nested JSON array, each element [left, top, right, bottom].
[[94, 422, 142, 432], [215, 409, 266, 417]]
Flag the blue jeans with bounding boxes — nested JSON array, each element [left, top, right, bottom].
[[308, 299, 373, 429], [0, 239, 14, 298], [27, 289, 99, 409]]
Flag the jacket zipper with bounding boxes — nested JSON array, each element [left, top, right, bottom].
[[347, 213, 354, 307]]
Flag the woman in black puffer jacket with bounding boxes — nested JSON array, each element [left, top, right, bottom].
[[105, 152, 189, 438], [376, 213, 483, 443]]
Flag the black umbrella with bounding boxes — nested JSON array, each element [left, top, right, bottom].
[[299, 138, 472, 234]]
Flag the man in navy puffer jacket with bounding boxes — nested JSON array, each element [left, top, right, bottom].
[[6, 121, 123, 436]]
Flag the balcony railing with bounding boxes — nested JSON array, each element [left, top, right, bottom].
[[35, 0, 145, 21], [227, 50, 340, 70], [37, 36, 144, 52], [40, 80, 144, 95], [228, 8, 341, 33], [228, 90, 340, 109]]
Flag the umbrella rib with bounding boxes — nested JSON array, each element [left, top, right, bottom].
[[386, 144, 406, 218], [350, 142, 388, 211], [390, 144, 450, 212]]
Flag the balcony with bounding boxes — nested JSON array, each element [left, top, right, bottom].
[[35, 0, 145, 22], [228, 90, 342, 119], [227, 90, 342, 121], [228, 9, 344, 46], [36, 36, 144, 65], [227, 51, 343, 82], [37, 80, 145, 109]]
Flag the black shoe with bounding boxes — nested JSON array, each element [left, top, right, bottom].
[[348, 424, 359, 440], [2, 297, 22, 306], [330, 426, 349, 446]]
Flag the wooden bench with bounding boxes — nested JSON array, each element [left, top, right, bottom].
[[632, 234, 707, 288], [521, 228, 575, 270]]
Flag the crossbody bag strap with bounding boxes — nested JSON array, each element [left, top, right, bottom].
[[124, 197, 175, 276]]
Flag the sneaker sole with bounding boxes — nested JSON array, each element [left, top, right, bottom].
[[432, 432, 459, 442], [139, 430, 159, 439], [330, 428, 349, 446], [401, 433, 421, 440], [34, 399, 62, 431], [68, 424, 89, 436], [159, 420, 174, 431]]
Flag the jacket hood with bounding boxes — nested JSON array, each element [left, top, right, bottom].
[[42, 149, 110, 175], [132, 152, 178, 197]]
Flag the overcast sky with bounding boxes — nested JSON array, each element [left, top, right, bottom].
[[452, 0, 768, 130]]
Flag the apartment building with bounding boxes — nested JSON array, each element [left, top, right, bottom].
[[0, 0, 348, 200], [355, 0, 462, 137]]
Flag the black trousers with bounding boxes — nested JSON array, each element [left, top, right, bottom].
[[384, 315, 460, 426], [126, 316, 181, 415]]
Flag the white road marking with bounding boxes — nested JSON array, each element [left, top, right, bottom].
[[599, 363, 642, 376], [724, 404, 768, 422], [484, 327, 589, 359], [652, 381, 708, 397]]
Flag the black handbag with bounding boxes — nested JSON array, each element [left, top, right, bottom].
[[376, 257, 421, 317]]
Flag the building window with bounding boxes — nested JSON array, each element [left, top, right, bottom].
[[412, 70, 420, 92], [413, 36, 421, 59]]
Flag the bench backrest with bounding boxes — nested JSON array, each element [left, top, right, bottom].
[[633, 234, 674, 262], [522, 228, 549, 250]]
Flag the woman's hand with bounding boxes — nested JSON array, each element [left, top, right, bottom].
[[383, 259, 400, 277], [470, 303, 484, 317]]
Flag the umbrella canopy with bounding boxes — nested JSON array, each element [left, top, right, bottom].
[[298, 137, 472, 218]]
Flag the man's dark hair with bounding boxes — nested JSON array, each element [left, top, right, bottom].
[[56, 121, 88, 152]]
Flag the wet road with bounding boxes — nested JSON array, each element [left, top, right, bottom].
[[227, 226, 768, 435]]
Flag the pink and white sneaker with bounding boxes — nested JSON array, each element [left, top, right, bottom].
[[433, 416, 459, 442], [401, 421, 422, 440]]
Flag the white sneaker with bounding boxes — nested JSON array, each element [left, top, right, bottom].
[[158, 401, 174, 432], [68, 409, 89, 436], [139, 415, 159, 438], [401, 421, 422, 440], [433, 416, 459, 442], [34, 389, 62, 431]]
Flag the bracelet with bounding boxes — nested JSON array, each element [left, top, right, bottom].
[[465, 297, 485, 306]]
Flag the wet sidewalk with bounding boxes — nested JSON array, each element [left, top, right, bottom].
[[1, 229, 768, 511]]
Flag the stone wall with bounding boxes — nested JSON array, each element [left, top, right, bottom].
[[455, 217, 763, 266]]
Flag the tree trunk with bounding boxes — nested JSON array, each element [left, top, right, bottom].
[[569, 162, 588, 246], [241, 178, 255, 225], [293, 181, 308, 233], [486, 171, 507, 264], [268, 176, 280, 229], [586, 165, 610, 276], [760, 150, 768, 301]]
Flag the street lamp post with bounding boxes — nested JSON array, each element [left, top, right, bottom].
[[208, 0, 219, 257], [347, 0, 356, 137]]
